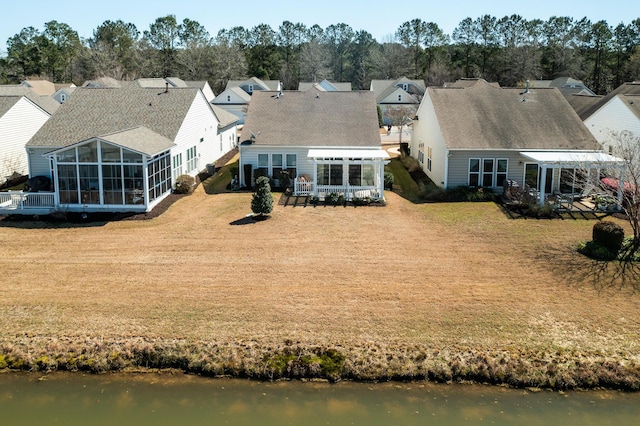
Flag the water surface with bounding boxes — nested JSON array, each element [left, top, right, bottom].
[[1, 372, 638, 425]]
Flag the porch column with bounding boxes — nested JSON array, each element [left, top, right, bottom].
[[539, 165, 548, 207], [51, 157, 61, 209], [377, 161, 384, 198], [312, 158, 318, 198]]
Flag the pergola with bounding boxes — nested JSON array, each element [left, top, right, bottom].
[[519, 151, 626, 207]]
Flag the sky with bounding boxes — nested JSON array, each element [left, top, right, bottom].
[[0, 0, 635, 55]]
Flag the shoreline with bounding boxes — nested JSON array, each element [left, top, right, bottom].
[[2, 337, 639, 391]]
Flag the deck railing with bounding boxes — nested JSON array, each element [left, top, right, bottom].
[[293, 178, 381, 200], [0, 191, 55, 212]]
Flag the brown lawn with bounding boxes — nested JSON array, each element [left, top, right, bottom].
[[1, 188, 639, 386]]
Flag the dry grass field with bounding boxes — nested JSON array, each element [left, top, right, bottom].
[[1, 187, 640, 388]]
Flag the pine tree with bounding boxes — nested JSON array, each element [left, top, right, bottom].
[[251, 176, 274, 216]]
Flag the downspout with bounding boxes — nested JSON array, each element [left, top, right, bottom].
[[443, 149, 450, 189]]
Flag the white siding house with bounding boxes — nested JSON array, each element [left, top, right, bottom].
[[211, 87, 252, 124], [239, 89, 389, 201], [583, 94, 640, 153], [0, 86, 237, 216], [0, 96, 51, 185], [411, 79, 622, 205]]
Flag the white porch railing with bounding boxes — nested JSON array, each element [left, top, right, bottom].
[[293, 178, 381, 200], [294, 178, 313, 195], [0, 191, 56, 212]]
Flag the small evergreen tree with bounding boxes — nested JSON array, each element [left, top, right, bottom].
[[251, 176, 274, 216]]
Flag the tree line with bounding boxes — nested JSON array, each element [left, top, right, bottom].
[[1, 15, 639, 94]]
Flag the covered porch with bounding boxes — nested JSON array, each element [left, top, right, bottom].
[[293, 148, 390, 200], [519, 151, 626, 209]]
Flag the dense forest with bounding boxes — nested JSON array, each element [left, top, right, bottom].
[[1, 15, 639, 94]]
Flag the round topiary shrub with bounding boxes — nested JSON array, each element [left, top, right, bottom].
[[592, 221, 625, 253], [174, 174, 195, 194]]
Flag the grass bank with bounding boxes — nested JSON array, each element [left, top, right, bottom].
[[2, 337, 640, 390]]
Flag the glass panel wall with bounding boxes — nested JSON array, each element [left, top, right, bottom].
[[54, 140, 159, 207], [102, 164, 123, 204], [78, 141, 98, 162], [146, 152, 170, 203], [58, 164, 78, 203], [79, 165, 100, 204]]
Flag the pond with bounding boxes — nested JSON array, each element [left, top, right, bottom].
[[1, 372, 638, 425]]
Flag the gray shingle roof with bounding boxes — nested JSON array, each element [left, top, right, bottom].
[[242, 89, 381, 147], [0, 96, 22, 117], [211, 104, 239, 128], [97, 126, 175, 155], [427, 79, 599, 150], [0, 85, 59, 114], [579, 81, 640, 120], [225, 77, 280, 92], [566, 93, 603, 118], [27, 87, 201, 148], [82, 77, 124, 88], [134, 77, 188, 88], [298, 80, 352, 91]]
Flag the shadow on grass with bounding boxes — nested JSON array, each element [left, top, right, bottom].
[[536, 243, 640, 293], [497, 201, 613, 221], [0, 214, 110, 229], [230, 214, 271, 226]]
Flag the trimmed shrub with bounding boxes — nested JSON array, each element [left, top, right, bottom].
[[593, 221, 625, 253], [279, 170, 291, 190], [352, 197, 372, 206], [577, 241, 618, 261], [384, 172, 394, 190], [174, 174, 195, 194], [251, 176, 274, 216], [324, 192, 345, 206]]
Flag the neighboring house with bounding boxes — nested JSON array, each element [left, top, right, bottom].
[[530, 77, 596, 97], [211, 86, 252, 124], [82, 77, 124, 88], [370, 77, 425, 125], [0, 85, 60, 115], [0, 95, 52, 185], [134, 77, 189, 89], [298, 79, 352, 91], [20, 80, 57, 96], [239, 88, 389, 200], [52, 85, 76, 104], [225, 77, 280, 94], [185, 81, 216, 102], [0, 85, 238, 216], [133, 77, 216, 102], [577, 81, 640, 154], [213, 77, 282, 125], [410, 79, 623, 206]]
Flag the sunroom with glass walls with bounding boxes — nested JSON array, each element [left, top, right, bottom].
[[50, 139, 172, 212]]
